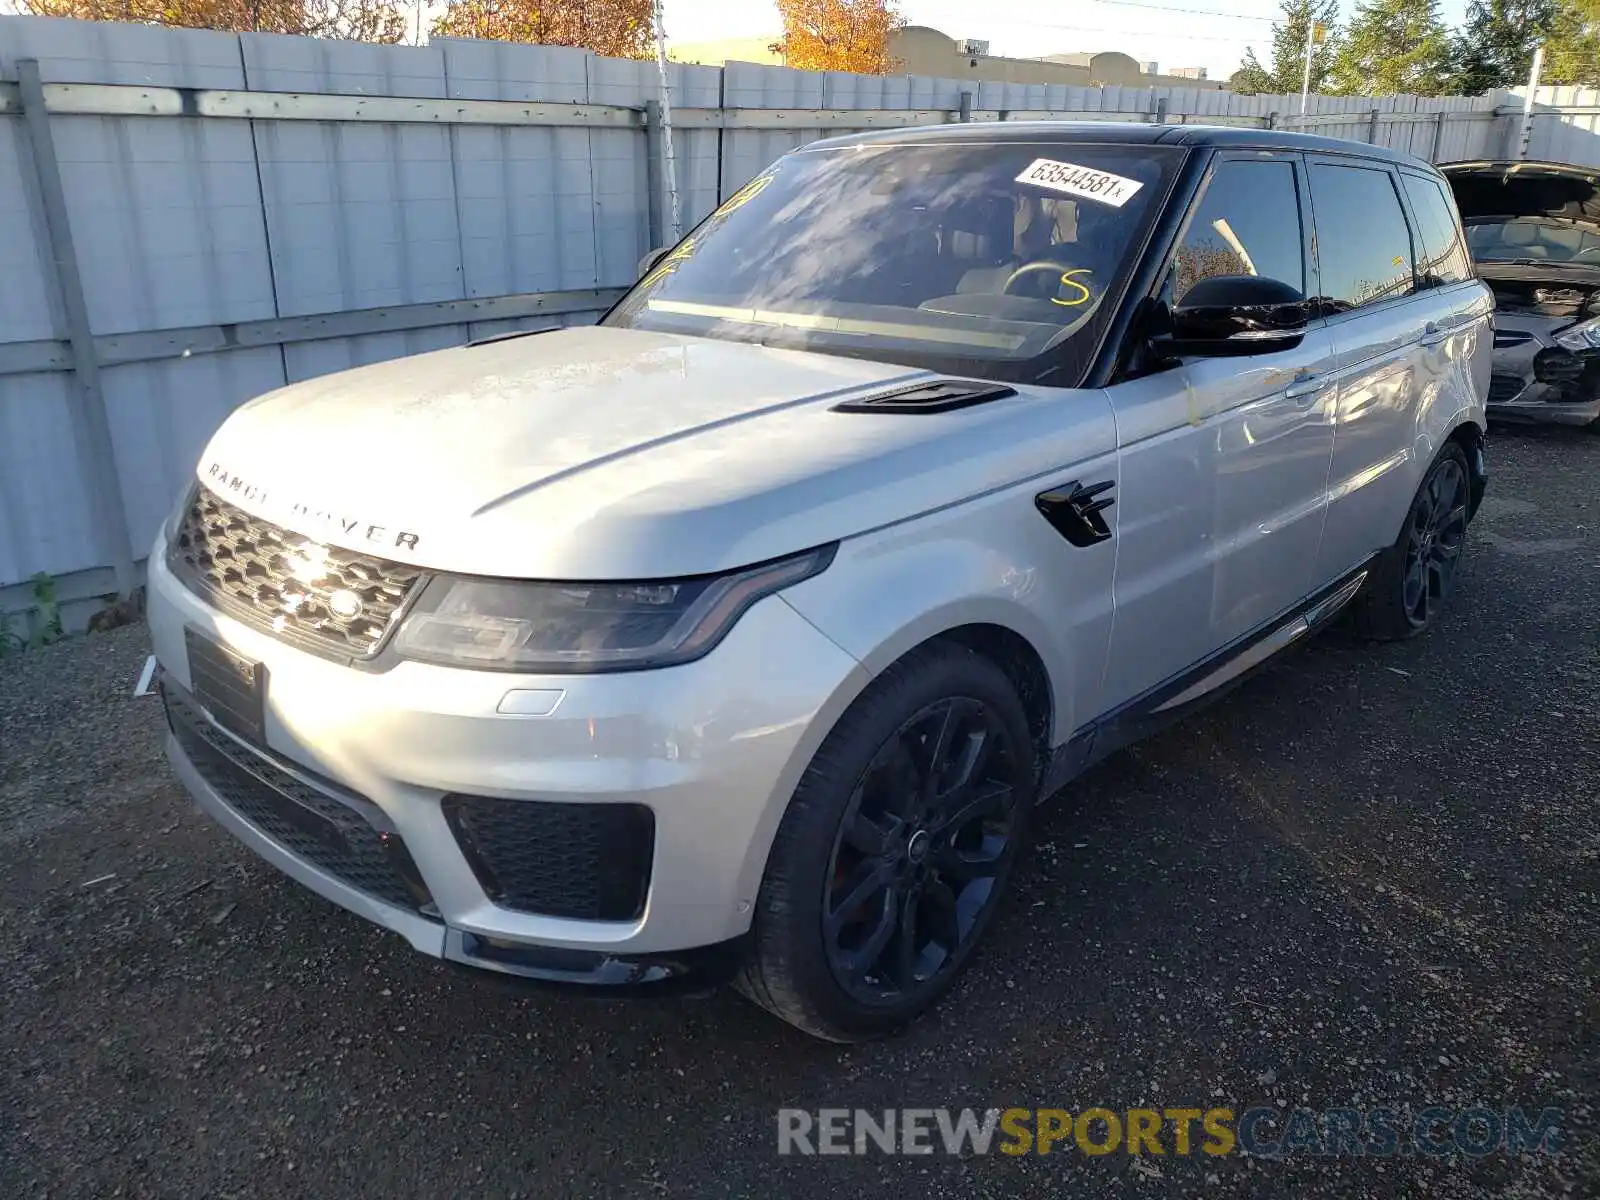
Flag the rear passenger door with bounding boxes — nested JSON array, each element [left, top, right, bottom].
[[1397, 168, 1492, 422], [1309, 158, 1455, 583], [1102, 152, 1337, 711]]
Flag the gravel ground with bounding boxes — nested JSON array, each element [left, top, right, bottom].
[[2, 428, 1597, 1199]]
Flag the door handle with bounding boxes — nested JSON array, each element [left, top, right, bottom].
[[1418, 321, 1449, 348], [1283, 374, 1329, 400]]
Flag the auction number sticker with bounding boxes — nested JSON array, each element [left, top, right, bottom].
[[1014, 158, 1144, 207]]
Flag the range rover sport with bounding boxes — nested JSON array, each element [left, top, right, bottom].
[[148, 124, 1491, 1041]]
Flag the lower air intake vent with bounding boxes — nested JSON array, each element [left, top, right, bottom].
[[832, 379, 1017, 414], [443, 795, 655, 921]]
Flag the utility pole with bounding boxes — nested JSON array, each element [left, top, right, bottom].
[[651, 0, 683, 242], [1515, 44, 1545, 160], [1300, 18, 1326, 116]]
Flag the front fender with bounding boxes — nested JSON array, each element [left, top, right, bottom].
[[781, 476, 1118, 747]]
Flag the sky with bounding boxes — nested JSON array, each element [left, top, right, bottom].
[[0, 0, 1477, 80], [661, 0, 1473, 81]]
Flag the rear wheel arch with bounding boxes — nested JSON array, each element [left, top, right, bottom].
[[1444, 418, 1488, 520]]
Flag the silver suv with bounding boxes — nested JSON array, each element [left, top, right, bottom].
[[148, 125, 1491, 1041]]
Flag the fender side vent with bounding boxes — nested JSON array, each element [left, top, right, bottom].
[[832, 379, 1017, 414]]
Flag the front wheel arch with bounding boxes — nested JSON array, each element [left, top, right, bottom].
[[734, 638, 1039, 1040]]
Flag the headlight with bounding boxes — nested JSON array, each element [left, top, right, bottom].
[[392, 545, 836, 673], [1554, 316, 1600, 353]]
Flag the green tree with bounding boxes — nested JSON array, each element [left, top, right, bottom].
[[1445, 0, 1558, 93], [1329, 0, 1451, 94], [1232, 0, 1341, 95], [1544, 0, 1600, 84], [1229, 58, 1275, 93]]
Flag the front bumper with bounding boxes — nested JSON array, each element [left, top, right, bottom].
[[1487, 318, 1600, 425], [147, 534, 870, 983]]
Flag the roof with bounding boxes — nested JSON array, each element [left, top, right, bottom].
[[805, 122, 1435, 170]]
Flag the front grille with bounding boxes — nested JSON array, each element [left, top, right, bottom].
[[165, 684, 435, 915], [443, 794, 654, 921], [1488, 374, 1526, 404], [168, 486, 424, 660]]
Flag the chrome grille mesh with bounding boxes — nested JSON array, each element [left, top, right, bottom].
[[167, 486, 423, 659]]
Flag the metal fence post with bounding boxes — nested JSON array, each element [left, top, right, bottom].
[[643, 99, 664, 251], [1430, 110, 1447, 161], [17, 59, 135, 600], [1367, 107, 1381, 143]]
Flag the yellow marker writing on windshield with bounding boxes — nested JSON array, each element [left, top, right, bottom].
[[639, 236, 697, 290], [1050, 268, 1094, 308], [716, 174, 773, 217]]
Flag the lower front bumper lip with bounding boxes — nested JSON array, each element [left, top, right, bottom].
[[168, 731, 742, 994], [443, 930, 745, 996]]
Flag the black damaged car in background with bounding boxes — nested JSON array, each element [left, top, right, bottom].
[[1442, 160, 1600, 429]]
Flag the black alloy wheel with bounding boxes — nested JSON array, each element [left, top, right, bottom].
[[822, 696, 1021, 1004], [1400, 452, 1470, 630], [736, 643, 1036, 1041], [1351, 439, 1474, 641]]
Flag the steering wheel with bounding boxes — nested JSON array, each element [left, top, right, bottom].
[[1573, 244, 1600, 263], [1002, 260, 1076, 295]]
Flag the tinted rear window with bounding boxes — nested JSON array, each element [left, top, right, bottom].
[[1401, 174, 1472, 286], [1308, 164, 1415, 312]]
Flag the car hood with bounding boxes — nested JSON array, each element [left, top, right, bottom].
[[196, 326, 1096, 579], [1441, 160, 1600, 227]]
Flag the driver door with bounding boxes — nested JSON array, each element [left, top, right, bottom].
[[1100, 151, 1338, 711]]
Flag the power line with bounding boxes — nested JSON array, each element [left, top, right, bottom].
[[976, 19, 1268, 45], [1083, 0, 1278, 23]]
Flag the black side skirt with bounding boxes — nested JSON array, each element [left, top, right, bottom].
[[1039, 556, 1379, 798]]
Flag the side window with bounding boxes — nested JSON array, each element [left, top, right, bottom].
[[1308, 164, 1416, 311], [1400, 174, 1472, 286], [1174, 159, 1305, 303]]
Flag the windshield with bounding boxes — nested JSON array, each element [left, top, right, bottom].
[[604, 140, 1181, 384], [1464, 218, 1600, 264]]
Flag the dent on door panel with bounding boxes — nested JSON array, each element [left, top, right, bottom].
[[1317, 296, 1452, 582]]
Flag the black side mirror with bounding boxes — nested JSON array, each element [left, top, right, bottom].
[[1161, 275, 1309, 357]]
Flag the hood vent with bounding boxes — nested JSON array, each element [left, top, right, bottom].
[[832, 379, 1017, 414]]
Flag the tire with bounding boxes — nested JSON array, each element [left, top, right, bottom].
[[735, 642, 1037, 1042], [1350, 441, 1472, 641]]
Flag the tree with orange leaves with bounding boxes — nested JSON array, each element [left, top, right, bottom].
[[429, 0, 654, 58], [773, 0, 905, 74], [17, 0, 408, 41]]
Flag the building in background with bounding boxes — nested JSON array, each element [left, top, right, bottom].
[[672, 25, 1224, 91], [893, 27, 1223, 88]]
